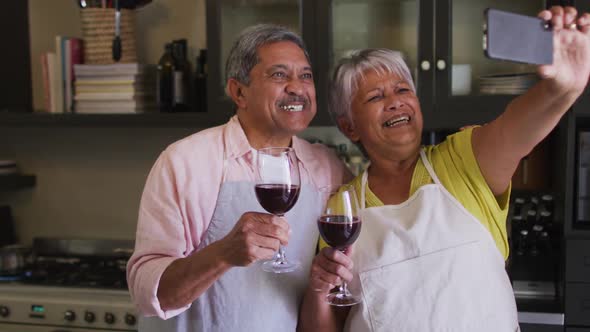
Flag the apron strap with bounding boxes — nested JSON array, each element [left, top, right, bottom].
[[419, 149, 442, 185], [360, 148, 441, 208]]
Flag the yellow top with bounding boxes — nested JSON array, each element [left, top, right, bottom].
[[323, 127, 510, 259]]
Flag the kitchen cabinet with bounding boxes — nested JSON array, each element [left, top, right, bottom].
[[520, 324, 564, 332], [206, 0, 554, 129], [0, 0, 32, 113], [0, 175, 35, 191], [565, 283, 590, 326]]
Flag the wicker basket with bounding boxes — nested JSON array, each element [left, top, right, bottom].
[[80, 8, 137, 64]]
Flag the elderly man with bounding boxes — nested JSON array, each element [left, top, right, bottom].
[[127, 24, 351, 331]]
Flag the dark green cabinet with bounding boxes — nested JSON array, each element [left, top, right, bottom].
[[206, 0, 554, 129]]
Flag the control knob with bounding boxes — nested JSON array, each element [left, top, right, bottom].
[[64, 310, 76, 322], [84, 311, 95, 323], [125, 313, 137, 326], [0, 306, 9, 318], [105, 312, 116, 325]]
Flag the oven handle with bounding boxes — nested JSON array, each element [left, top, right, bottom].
[[518, 312, 565, 325]]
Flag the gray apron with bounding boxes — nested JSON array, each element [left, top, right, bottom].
[[139, 146, 322, 332]]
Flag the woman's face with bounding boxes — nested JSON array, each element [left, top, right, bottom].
[[343, 69, 423, 161]]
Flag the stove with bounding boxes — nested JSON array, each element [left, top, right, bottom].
[[0, 238, 137, 331]]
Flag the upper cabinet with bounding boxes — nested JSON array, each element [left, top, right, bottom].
[[207, 0, 556, 129], [206, 0, 310, 124], [574, 0, 590, 116]]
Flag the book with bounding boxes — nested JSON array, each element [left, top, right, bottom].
[[55, 36, 65, 113], [75, 85, 151, 93], [40, 53, 51, 113], [47, 53, 60, 113], [76, 100, 155, 109], [75, 76, 154, 84], [74, 91, 154, 101], [65, 38, 84, 113], [75, 108, 155, 114], [74, 63, 156, 77]]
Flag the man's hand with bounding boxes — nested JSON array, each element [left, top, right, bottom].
[[218, 212, 290, 267], [309, 247, 354, 293], [538, 6, 590, 96]]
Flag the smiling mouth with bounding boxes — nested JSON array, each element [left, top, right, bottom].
[[280, 105, 304, 112], [383, 115, 411, 128]]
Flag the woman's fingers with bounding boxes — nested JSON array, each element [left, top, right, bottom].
[[549, 6, 565, 30], [564, 6, 578, 27], [538, 9, 552, 21], [578, 13, 590, 34]]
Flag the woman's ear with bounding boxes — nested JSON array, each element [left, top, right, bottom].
[[226, 78, 247, 110], [337, 117, 360, 143]]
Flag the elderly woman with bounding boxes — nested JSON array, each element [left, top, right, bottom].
[[299, 6, 590, 332]]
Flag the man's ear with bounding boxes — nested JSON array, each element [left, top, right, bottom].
[[337, 116, 360, 143], [226, 78, 247, 110]]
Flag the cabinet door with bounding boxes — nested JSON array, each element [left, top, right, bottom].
[[206, 0, 306, 124], [0, 0, 31, 113], [565, 283, 590, 326], [432, 0, 546, 129], [574, 0, 590, 115], [326, 0, 435, 125]]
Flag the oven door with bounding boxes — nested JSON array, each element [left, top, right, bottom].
[[0, 322, 110, 332]]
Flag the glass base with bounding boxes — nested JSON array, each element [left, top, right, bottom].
[[261, 259, 300, 273], [326, 292, 362, 307]]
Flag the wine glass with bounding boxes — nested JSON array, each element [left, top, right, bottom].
[[254, 147, 301, 273], [318, 184, 362, 306]]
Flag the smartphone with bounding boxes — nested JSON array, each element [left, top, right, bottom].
[[483, 8, 553, 65]]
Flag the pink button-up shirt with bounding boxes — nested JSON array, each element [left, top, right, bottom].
[[127, 116, 350, 319]]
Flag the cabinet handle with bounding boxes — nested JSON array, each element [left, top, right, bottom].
[[420, 60, 431, 71], [436, 59, 446, 71]]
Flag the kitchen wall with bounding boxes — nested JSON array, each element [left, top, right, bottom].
[[2, 0, 351, 245]]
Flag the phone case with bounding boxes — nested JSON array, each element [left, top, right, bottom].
[[484, 8, 553, 65]]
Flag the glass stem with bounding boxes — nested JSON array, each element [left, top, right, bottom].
[[340, 281, 350, 296], [276, 213, 287, 265], [277, 245, 287, 264]]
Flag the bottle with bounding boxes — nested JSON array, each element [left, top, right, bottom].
[[194, 49, 208, 112], [157, 43, 175, 112], [172, 39, 191, 112], [516, 229, 528, 256], [541, 194, 554, 216], [513, 197, 525, 218], [529, 224, 544, 256], [525, 209, 537, 230]]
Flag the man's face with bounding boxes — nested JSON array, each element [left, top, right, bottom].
[[238, 41, 316, 139]]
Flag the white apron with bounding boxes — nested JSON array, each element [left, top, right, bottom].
[[345, 150, 519, 332], [139, 143, 322, 332]]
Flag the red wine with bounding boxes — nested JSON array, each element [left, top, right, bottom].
[[255, 184, 301, 215], [318, 215, 362, 250]]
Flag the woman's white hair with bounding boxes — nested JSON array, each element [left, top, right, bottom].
[[329, 48, 415, 124]]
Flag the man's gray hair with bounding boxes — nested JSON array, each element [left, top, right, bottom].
[[225, 24, 310, 96], [329, 48, 415, 123]]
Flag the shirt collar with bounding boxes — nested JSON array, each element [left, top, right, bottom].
[[224, 115, 315, 168]]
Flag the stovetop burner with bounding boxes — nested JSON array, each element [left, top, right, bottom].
[[5, 237, 136, 290], [22, 256, 128, 289]]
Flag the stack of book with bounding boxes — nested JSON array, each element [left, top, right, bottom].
[[41, 36, 83, 113], [73, 63, 156, 114]]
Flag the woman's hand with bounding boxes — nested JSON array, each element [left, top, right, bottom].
[[538, 6, 590, 96], [309, 247, 354, 293]]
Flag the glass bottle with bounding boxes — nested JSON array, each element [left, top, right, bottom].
[[172, 39, 191, 112], [194, 49, 208, 112], [157, 43, 175, 113]]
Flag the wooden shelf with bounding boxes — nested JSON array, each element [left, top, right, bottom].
[[0, 112, 229, 128], [0, 175, 36, 191]]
